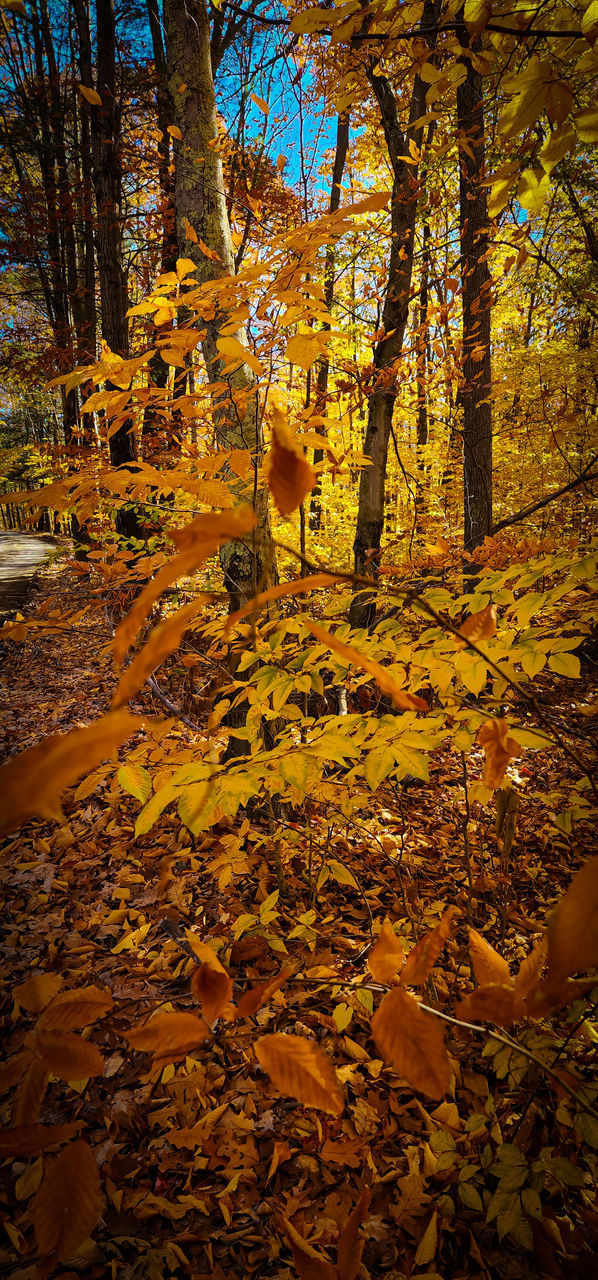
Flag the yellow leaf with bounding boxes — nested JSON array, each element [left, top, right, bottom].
[[183, 216, 198, 242], [304, 620, 429, 712], [31, 1031, 104, 1081], [574, 107, 598, 142], [78, 83, 102, 106], [285, 331, 329, 372], [32, 1140, 102, 1262], [264, 405, 316, 515], [37, 986, 114, 1031], [251, 92, 269, 114], [546, 859, 598, 986], [255, 1033, 345, 1115], [414, 1212, 438, 1266], [477, 718, 520, 790], [0, 710, 143, 834], [582, 0, 598, 44], [368, 920, 404, 984], [125, 1012, 208, 1055], [175, 256, 196, 278], [517, 168, 550, 216], [545, 80, 573, 125], [371, 987, 449, 1098], [198, 238, 222, 260], [216, 334, 264, 376], [464, 0, 492, 35], [167, 124, 182, 139], [15, 973, 64, 1013], [468, 929, 512, 987]]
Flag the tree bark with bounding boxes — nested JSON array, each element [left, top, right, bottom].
[[309, 110, 350, 533], [349, 1, 439, 628], [457, 32, 493, 557], [163, 0, 275, 609]]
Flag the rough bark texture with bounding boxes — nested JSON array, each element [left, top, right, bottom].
[[457, 35, 493, 556], [349, 2, 439, 628], [309, 111, 350, 533], [163, 0, 275, 608]]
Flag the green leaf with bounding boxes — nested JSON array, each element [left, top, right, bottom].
[[118, 762, 152, 804]]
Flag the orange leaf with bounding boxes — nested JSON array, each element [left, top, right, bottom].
[[31, 1031, 104, 1081], [32, 1140, 102, 1262], [125, 1011, 208, 1056], [400, 907, 459, 986], [78, 83, 102, 106], [112, 598, 205, 708], [264, 405, 316, 515], [282, 1215, 338, 1280], [455, 985, 518, 1026], [303, 620, 429, 712], [337, 1188, 371, 1280], [468, 929, 511, 987], [236, 966, 295, 1018], [37, 985, 114, 1031], [368, 920, 404, 984], [226, 574, 342, 631], [546, 858, 598, 987], [113, 505, 256, 660], [455, 603, 497, 647], [251, 91, 270, 114], [0, 1122, 83, 1157], [477, 718, 520, 790], [15, 972, 64, 1013], [189, 949, 233, 1024], [371, 987, 450, 1098], [513, 936, 547, 1003], [255, 1034, 344, 1115], [0, 710, 143, 834]]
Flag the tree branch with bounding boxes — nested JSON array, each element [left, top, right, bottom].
[[491, 459, 598, 535]]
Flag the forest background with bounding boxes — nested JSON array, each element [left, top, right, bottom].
[[1, 1, 598, 1278]]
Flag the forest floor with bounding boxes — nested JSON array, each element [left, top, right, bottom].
[[1, 546, 598, 1280]]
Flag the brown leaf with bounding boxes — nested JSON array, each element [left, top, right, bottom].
[[0, 710, 143, 834], [0, 1051, 35, 1095], [32, 1139, 102, 1262], [455, 603, 497, 647], [15, 972, 64, 1013], [304, 620, 429, 712], [477, 718, 520, 790], [113, 505, 256, 660], [401, 907, 459, 986], [0, 1122, 83, 1157], [236, 966, 295, 1017], [368, 920, 404, 984], [521, 975, 597, 1018], [455, 984, 518, 1026], [31, 1031, 104, 1081], [337, 1189, 371, 1280], [125, 1011, 208, 1056], [255, 1034, 345, 1116], [282, 1215, 338, 1280], [371, 987, 450, 1099], [12, 1058, 49, 1126], [468, 929, 511, 987], [513, 936, 547, 1003], [264, 406, 316, 515], [38, 985, 114, 1031], [546, 858, 598, 987]]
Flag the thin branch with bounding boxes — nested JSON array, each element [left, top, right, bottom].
[[491, 460, 598, 534]]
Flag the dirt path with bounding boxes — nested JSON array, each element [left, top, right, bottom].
[[0, 531, 59, 619]]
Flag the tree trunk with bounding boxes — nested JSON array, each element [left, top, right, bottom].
[[349, 1, 439, 628], [457, 32, 493, 557], [163, 0, 275, 609]]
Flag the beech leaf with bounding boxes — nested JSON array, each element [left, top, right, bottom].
[[31, 1030, 104, 1081], [125, 1011, 208, 1056], [477, 718, 520, 790], [255, 1033, 345, 1115], [303, 620, 429, 712], [468, 929, 512, 988], [32, 1140, 102, 1261], [368, 920, 404, 984], [371, 987, 450, 1098], [546, 858, 598, 986], [264, 405, 316, 515]]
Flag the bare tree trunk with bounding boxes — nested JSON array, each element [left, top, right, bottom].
[[457, 29, 492, 557], [163, 0, 275, 609], [309, 110, 350, 533], [349, 1, 439, 628], [415, 217, 431, 535]]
